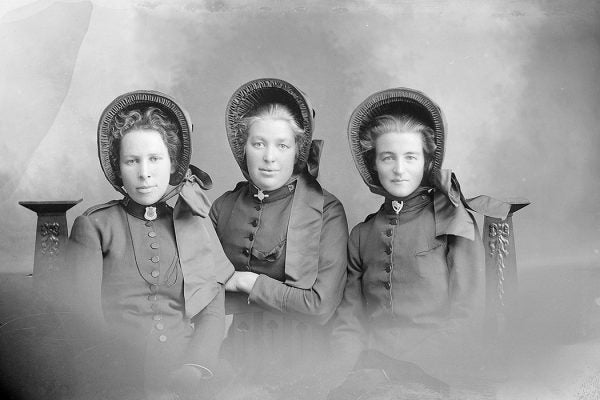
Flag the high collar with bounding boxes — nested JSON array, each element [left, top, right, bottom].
[[121, 197, 171, 221], [382, 187, 432, 215], [247, 180, 297, 203]]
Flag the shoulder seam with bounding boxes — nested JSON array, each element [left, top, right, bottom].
[[82, 200, 121, 216]]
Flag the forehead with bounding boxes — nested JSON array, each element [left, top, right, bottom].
[[375, 131, 423, 153], [247, 119, 295, 141], [120, 129, 168, 153]]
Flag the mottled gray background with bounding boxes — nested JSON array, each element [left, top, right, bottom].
[[2, 0, 598, 273], [1, 1, 599, 397]]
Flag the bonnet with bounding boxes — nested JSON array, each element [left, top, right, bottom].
[[225, 78, 320, 178], [348, 87, 446, 197], [98, 90, 194, 194]]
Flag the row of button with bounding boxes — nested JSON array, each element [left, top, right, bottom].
[[241, 204, 263, 267], [145, 221, 167, 343], [383, 218, 398, 309]]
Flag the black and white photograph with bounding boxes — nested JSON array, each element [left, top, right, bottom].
[[1, 1, 599, 399]]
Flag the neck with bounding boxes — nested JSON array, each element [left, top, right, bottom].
[[383, 187, 432, 214], [248, 180, 297, 203], [121, 197, 170, 221]]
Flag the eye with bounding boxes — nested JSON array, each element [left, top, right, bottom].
[[149, 156, 162, 162], [252, 142, 265, 149], [278, 143, 290, 150], [123, 159, 136, 166]]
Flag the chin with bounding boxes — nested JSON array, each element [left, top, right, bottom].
[[133, 196, 160, 205], [385, 187, 412, 198]]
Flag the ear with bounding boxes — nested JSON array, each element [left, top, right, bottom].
[[170, 162, 176, 174]]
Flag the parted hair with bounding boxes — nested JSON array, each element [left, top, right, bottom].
[[238, 103, 305, 172], [360, 114, 437, 185], [108, 106, 182, 177]]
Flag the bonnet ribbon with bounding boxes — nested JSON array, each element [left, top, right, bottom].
[[172, 165, 234, 319], [432, 169, 530, 240], [284, 139, 325, 289], [306, 139, 323, 178]]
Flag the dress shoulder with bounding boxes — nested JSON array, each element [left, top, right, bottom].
[[363, 211, 378, 223], [321, 188, 345, 213], [348, 207, 380, 241], [212, 183, 246, 212], [82, 200, 121, 216]]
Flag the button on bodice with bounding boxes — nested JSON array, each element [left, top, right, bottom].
[[101, 203, 186, 348], [214, 182, 295, 282]]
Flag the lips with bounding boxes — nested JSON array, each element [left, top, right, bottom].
[[259, 168, 279, 175], [136, 185, 156, 193]]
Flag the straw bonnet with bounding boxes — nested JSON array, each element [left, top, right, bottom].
[[225, 78, 315, 175], [348, 87, 446, 194], [97, 90, 192, 194]]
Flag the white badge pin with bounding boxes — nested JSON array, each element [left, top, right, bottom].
[[254, 190, 269, 202], [392, 200, 403, 214], [144, 206, 157, 221]]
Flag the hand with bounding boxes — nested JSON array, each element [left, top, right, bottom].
[[224, 271, 258, 294]]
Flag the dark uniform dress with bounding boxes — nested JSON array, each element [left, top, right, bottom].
[[210, 173, 348, 372], [332, 189, 485, 379], [68, 199, 227, 398]]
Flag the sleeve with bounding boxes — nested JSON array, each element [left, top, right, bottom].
[[208, 197, 220, 229], [207, 196, 234, 285], [247, 196, 349, 325], [183, 284, 226, 372], [65, 214, 106, 331], [403, 216, 486, 362], [329, 225, 368, 370], [446, 221, 486, 333]]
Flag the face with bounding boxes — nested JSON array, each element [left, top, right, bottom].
[[374, 131, 425, 198], [119, 129, 175, 205], [245, 119, 297, 191]]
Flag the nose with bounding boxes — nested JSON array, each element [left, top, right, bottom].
[[138, 160, 151, 179], [392, 159, 405, 174], [263, 145, 275, 163]]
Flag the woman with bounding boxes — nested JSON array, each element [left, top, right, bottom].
[[330, 88, 488, 398], [67, 90, 233, 400], [210, 78, 348, 374]]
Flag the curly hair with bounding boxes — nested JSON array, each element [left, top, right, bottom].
[[360, 114, 437, 185], [238, 103, 305, 173], [108, 106, 181, 179]]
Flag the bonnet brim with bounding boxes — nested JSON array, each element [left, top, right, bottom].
[[347, 87, 446, 193], [225, 78, 314, 175], [97, 90, 192, 194]]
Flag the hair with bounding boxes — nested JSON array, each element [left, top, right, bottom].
[[360, 114, 437, 185], [238, 103, 305, 172], [108, 106, 182, 179]]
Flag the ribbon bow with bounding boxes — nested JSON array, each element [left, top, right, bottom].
[[306, 139, 323, 178]]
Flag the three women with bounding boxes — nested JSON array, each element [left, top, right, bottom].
[[69, 84, 486, 398]]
